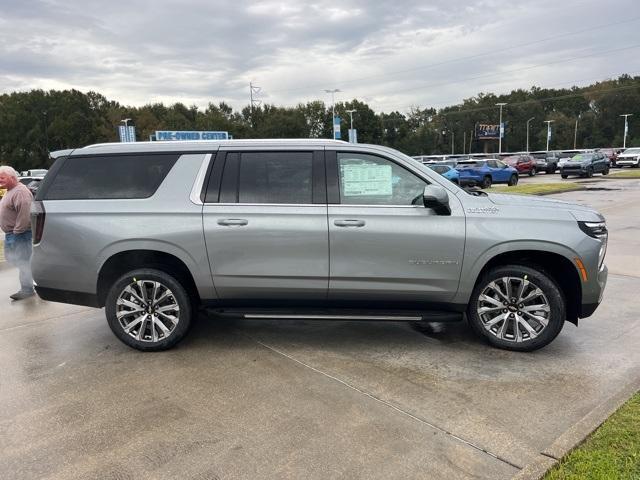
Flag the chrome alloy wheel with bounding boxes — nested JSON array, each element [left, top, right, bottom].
[[115, 280, 180, 342], [476, 276, 551, 343]]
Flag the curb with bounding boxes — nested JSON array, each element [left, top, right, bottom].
[[512, 375, 640, 480]]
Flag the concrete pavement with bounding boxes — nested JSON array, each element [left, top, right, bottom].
[[0, 178, 638, 480]]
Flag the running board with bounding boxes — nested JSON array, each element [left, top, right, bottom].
[[207, 308, 463, 323]]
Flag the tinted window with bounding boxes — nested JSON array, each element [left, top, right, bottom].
[[337, 153, 427, 206], [44, 154, 178, 200], [487, 160, 498, 168], [236, 152, 313, 204]]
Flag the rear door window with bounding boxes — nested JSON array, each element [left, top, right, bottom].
[[43, 154, 179, 200], [217, 151, 315, 204]]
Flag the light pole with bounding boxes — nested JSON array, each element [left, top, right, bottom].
[[121, 118, 131, 127], [526, 117, 535, 152], [324, 89, 341, 139], [346, 109, 356, 130], [496, 102, 507, 153], [544, 120, 554, 151], [620, 114, 633, 149], [574, 113, 582, 149]]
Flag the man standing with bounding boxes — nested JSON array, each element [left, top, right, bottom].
[[0, 166, 35, 300]]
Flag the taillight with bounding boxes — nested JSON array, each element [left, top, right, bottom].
[[31, 201, 46, 244]]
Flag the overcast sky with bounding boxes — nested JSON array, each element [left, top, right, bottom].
[[1, 0, 638, 113]]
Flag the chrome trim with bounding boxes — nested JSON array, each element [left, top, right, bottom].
[[189, 153, 212, 205], [202, 203, 423, 208], [244, 314, 422, 321]]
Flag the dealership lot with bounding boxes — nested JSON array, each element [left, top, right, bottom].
[[1, 177, 639, 479]]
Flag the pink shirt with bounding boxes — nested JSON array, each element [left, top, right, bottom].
[[0, 183, 33, 234]]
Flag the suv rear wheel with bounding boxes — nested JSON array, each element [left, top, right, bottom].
[[105, 268, 193, 351], [467, 265, 565, 351]]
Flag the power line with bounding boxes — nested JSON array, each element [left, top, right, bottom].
[[267, 16, 640, 95], [437, 84, 640, 118], [360, 43, 640, 104], [374, 70, 640, 112]]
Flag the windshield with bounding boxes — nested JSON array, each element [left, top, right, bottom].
[[571, 154, 595, 161]]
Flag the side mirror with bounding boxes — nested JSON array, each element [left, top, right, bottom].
[[423, 185, 451, 216]]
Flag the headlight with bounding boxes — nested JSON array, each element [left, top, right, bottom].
[[578, 221, 608, 268]]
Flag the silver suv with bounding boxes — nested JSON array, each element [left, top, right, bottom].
[[31, 140, 608, 352]]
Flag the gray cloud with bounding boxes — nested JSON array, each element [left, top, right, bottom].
[[1, 0, 638, 112]]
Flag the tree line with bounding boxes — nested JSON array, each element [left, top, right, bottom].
[[0, 75, 638, 171]]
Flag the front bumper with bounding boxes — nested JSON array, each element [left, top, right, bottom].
[[580, 264, 608, 318], [617, 159, 639, 166]]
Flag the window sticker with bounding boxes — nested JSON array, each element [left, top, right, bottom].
[[341, 164, 393, 196]]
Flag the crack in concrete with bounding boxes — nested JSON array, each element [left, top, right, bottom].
[[243, 332, 523, 471], [539, 452, 558, 461]]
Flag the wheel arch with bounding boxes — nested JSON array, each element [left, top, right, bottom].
[[463, 249, 582, 324], [97, 250, 201, 308]]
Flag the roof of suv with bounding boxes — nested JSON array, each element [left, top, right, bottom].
[[51, 139, 352, 158]]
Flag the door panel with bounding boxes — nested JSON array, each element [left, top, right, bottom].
[[204, 205, 329, 299], [202, 149, 329, 300]]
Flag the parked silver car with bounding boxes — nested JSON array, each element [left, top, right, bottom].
[[31, 140, 608, 352]]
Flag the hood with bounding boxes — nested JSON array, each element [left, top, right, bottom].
[[618, 152, 640, 158], [487, 193, 603, 221]]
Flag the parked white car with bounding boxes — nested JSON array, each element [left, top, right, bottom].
[[616, 148, 640, 167]]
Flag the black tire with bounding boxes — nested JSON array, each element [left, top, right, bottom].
[[467, 265, 566, 352], [105, 268, 193, 351], [481, 175, 492, 189], [529, 167, 537, 177], [561, 174, 568, 179], [508, 174, 518, 186], [586, 167, 593, 178], [603, 167, 609, 175]]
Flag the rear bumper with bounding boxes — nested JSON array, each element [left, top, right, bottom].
[[35, 286, 101, 308]]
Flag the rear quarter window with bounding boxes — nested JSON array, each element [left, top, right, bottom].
[[42, 154, 179, 200]]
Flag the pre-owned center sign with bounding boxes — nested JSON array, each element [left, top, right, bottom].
[[155, 131, 229, 141]]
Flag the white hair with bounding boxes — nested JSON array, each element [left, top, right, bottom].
[[0, 165, 19, 179]]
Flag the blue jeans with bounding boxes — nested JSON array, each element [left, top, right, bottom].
[[4, 231, 34, 293]]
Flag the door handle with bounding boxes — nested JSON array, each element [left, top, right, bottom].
[[217, 218, 248, 226], [334, 219, 365, 227]]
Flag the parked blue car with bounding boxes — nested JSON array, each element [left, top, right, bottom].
[[425, 163, 460, 184], [456, 159, 519, 188]]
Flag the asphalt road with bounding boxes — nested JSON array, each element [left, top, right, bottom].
[[1, 177, 639, 480]]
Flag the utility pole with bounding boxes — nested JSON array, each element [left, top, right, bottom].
[[324, 89, 341, 139], [249, 82, 262, 128], [574, 113, 582, 149], [463, 131, 466, 154], [526, 117, 535, 152], [620, 114, 633, 149], [42, 111, 49, 153], [496, 102, 507, 153], [451, 131, 455, 155], [544, 120, 554, 151]]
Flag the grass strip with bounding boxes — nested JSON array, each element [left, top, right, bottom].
[[544, 392, 640, 479], [609, 169, 640, 178], [489, 182, 584, 195]]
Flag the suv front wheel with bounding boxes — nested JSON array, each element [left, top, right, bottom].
[[467, 265, 565, 351], [105, 268, 193, 351]]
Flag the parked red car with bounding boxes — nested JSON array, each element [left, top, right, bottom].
[[596, 148, 618, 167], [503, 154, 537, 176]]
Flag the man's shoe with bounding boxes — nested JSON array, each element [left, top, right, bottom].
[[10, 290, 36, 301]]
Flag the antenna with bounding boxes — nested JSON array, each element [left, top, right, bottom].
[[250, 82, 262, 128]]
